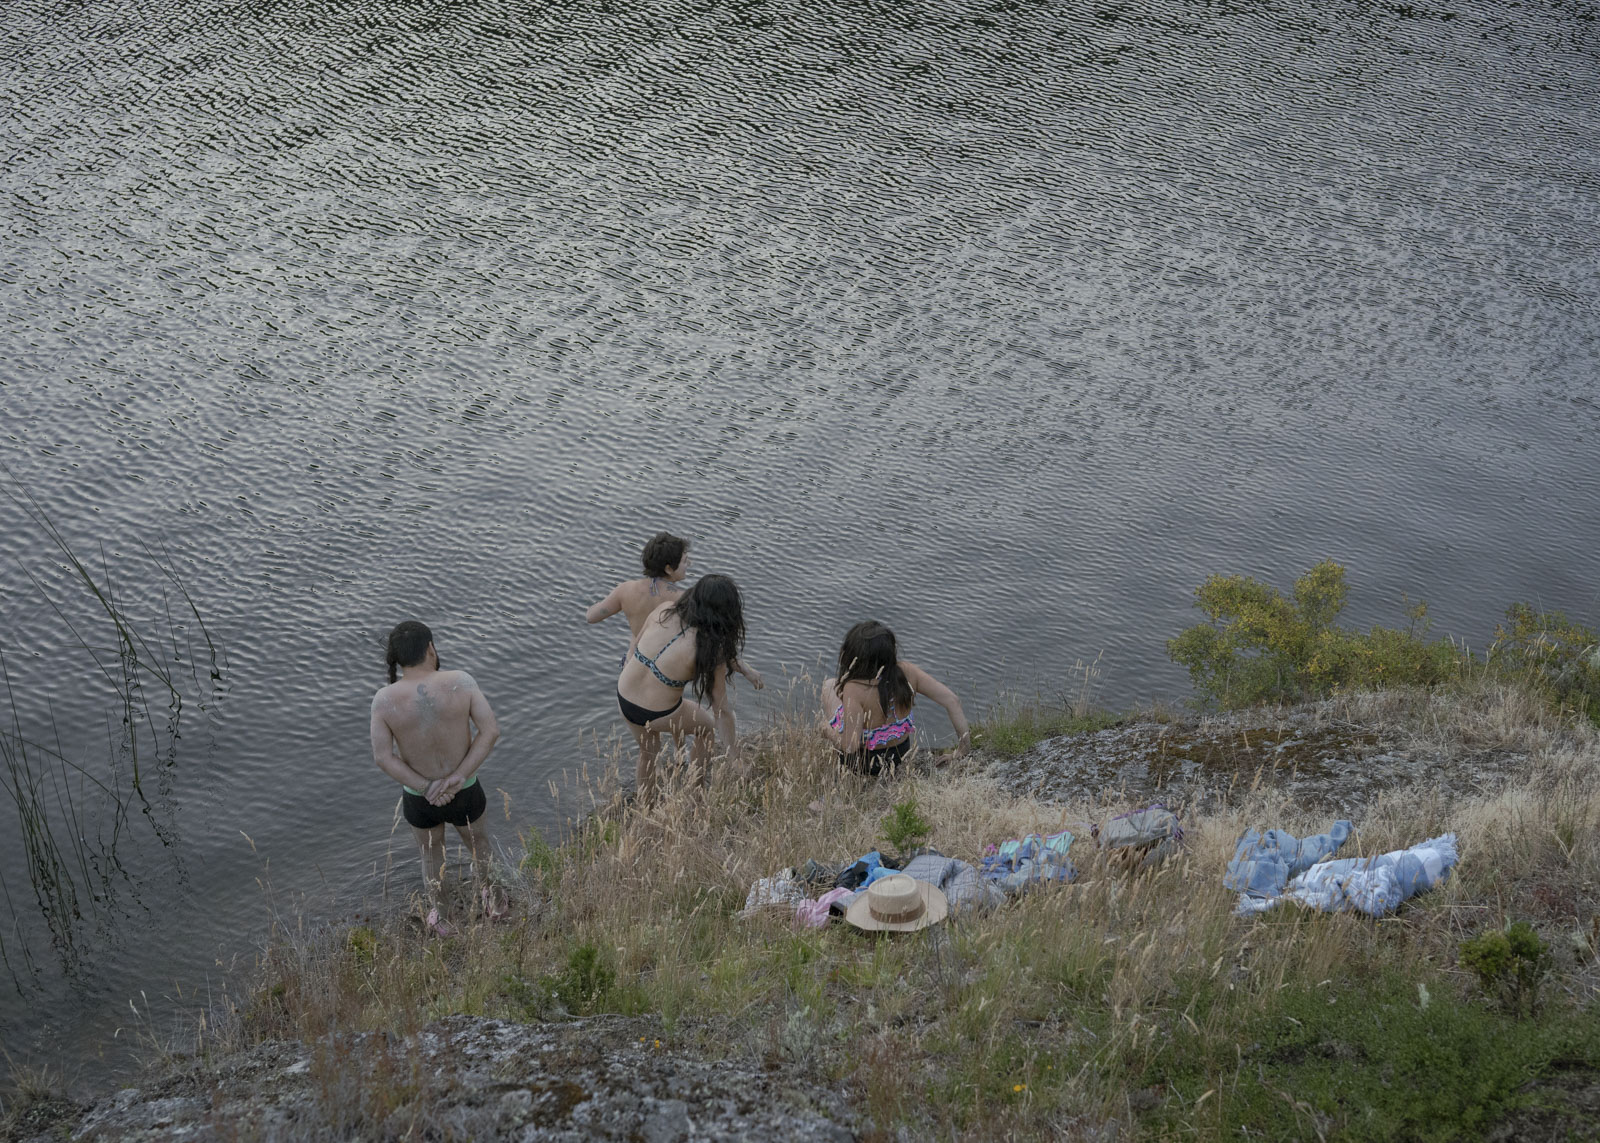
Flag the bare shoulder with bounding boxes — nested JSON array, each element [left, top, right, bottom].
[[614, 577, 646, 601], [440, 670, 481, 693], [611, 579, 648, 613]]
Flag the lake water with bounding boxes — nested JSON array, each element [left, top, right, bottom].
[[2, 0, 1597, 1089]]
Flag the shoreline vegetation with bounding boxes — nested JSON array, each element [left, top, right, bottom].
[[7, 565, 1600, 1140]]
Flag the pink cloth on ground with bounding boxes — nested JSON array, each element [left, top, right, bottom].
[[794, 887, 853, 928]]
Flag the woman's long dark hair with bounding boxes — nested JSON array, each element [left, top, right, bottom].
[[664, 574, 745, 700], [386, 620, 433, 684], [835, 620, 913, 714]]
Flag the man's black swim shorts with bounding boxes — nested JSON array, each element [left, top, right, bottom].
[[402, 778, 487, 830]]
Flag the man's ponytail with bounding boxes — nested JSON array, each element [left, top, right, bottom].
[[385, 621, 434, 684]]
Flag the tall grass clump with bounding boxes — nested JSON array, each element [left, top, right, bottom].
[[0, 1059, 82, 1141], [1168, 559, 1467, 708]]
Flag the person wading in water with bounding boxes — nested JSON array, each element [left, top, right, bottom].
[[370, 620, 504, 935], [586, 530, 765, 689], [614, 574, 748, 798]]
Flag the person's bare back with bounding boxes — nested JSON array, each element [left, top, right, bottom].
[[371, 621, 503, 935], [609, 577, 686, 642], [371, 669, 484, 785], [586, 532, 692, 650]]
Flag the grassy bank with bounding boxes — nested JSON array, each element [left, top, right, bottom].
[[156, 678, 1600, 1142]]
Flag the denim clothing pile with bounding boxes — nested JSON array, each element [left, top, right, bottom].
[[1224, 820, 1354, 901], [1233, 832, 1458, 917]]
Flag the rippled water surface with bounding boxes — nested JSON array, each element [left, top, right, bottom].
[[2, 0, 1598, 1084]]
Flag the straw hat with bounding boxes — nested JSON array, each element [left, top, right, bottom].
[[845, 873, 949, 932]]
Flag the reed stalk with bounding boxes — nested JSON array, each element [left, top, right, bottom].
[[0, 471, 224, 981]]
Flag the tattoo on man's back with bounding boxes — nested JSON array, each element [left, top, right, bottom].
[[415, 683, 439, 726]]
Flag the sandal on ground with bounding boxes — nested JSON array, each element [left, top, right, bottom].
[[481, 885, 511, 922]]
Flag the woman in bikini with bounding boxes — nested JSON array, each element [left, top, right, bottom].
[[587, 531, 763, 687], [820, 620, 970, 775], [616, 573, 747, 797]]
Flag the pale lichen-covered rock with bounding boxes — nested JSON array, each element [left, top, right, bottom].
[[67, 1016, 856, 1141], [983, 704, 1528, 812]]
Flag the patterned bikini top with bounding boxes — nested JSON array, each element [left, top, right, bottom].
[[633, 627, 692, 689], [830, 703, 915, 750]]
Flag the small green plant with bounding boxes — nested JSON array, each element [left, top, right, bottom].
[[345, 926, 378, 967], [881, 799, 931, 860], [521, 830, 559, 879], [551, 943, 617, 1015], [1488, 604, 1600, 725], [1168, 560, 1464, 708], [1460, 922, 1552, 1016]]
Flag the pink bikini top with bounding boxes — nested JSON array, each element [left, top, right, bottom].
[[830, 704, 915, 750]]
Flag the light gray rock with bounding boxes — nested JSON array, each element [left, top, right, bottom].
[[640, 1097, 691, 1143], [983, 703, 1527, 814], [62, 1016, 856, 1142]]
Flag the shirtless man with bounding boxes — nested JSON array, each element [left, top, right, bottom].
[[370, 620, 501, 935], [586, 532, 764, 689]]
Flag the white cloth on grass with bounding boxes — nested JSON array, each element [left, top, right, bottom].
[[739, 871, 806, 918]]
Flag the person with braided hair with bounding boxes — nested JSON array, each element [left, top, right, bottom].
[[370, 620, 503, 934]]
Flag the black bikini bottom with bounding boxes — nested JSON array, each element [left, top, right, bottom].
[[618, 690, 683, 728], [837, 737, 912, 777]]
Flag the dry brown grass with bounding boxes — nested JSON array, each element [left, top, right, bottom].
[[203, 681, 1600, 1140]]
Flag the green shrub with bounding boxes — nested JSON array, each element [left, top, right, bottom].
[[552, 943, 617, 1014], [502, 943, 636, 1021], [345, 926, 379, 967], [1488, 604, 1600, 725], [881, 799, 931, 860], [521, 830, 559, 879], [1168, 560, 1465, 708], [1461, 922, 1552, 1017]]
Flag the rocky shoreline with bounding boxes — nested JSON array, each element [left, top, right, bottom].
[[17, 1016, 856, 1143]]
